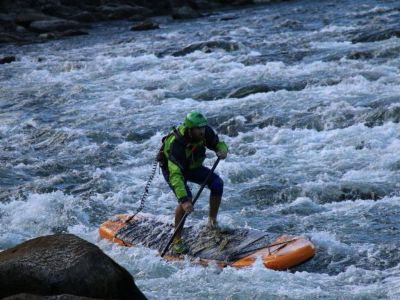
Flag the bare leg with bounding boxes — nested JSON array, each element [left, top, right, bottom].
[[174, 203, 185, 241], [208, 195, 221, 225]]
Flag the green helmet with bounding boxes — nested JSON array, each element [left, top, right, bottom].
[[184, 111, 208, 128]]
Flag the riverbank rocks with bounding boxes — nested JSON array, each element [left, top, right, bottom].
[[0, 0, 263, 44], [0, 234, 147, 300]]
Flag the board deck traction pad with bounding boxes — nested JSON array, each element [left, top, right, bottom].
[[116, 216, 286, 261]]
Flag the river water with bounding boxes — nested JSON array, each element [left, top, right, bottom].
[[1, 0, 400, 298]]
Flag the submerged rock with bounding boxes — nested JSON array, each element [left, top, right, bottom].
[[364, 105, 400, 127], [0, 55, 16, 64], [0, 234, 146, 299], [351, 27, 400, 43], [346, 50, 374, 60], [172, 40, 239, 56], [227, 84, 276, 98]]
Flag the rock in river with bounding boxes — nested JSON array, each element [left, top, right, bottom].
[[0, 234, 146, 299]]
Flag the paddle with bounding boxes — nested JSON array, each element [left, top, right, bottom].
[[160, 158, 221, 257]]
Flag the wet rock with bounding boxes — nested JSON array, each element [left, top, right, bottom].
[[219, 14, 239, 21], [279, 19, 304, 29], [0, 234, 146, 299], [227, 84, 276, 98], [29, 19, 83, 33], [364, 106, 400, 127], [355, 140, 365, 150], [191, 87, 229, 100], [131, 20, 160, 31], [60, 29, 89, 37], [172, 40, 239, 56], [242, 184, 301, 206], [351, 27, 400, 43], [126, 130, 154, 141], [304, 182, 389, 203], [258, 115, 288, 128], [335, 182, 387, 201], [217, 116, 252, 137], [0, 55, 16, 64], [290, 113, 324, 131], [346, 50, 374, 60]]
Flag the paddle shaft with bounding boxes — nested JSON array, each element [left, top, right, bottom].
[[161, 158, 221, 257]]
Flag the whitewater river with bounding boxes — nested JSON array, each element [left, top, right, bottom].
[[1, 0, 400, 298]]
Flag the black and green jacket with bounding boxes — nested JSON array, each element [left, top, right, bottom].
[[162, 124, 228, 202]]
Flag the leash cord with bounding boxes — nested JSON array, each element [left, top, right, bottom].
[[125, 157, 158, 224]]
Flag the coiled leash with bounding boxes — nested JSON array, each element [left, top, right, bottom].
[[124, 129, 175, 224]]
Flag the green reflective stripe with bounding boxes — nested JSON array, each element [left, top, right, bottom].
[[167, 160, 187, 199], [216, 141, 228, 153], [178, 124, 185, 135]]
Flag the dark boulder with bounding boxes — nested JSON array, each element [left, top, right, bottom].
[[0, 234, 147, 299], [0, 55, 16, 64], [130, 20, 160, 31]]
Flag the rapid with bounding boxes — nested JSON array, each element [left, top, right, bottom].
[[1, 0, 400, 298]]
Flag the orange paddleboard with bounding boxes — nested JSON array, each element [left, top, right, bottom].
[[99, 214, 315, 270]]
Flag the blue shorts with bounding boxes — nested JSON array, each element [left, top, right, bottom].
[[162, 165, 224, 200]]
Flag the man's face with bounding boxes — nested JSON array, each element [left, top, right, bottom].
[[190, 126, 205, 141]]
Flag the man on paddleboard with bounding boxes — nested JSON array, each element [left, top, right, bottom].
[[157, 111, 228, 254]]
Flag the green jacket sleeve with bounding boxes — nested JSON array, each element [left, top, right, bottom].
[[167, 160, 188, 202], [216, 141, 228, 153]]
